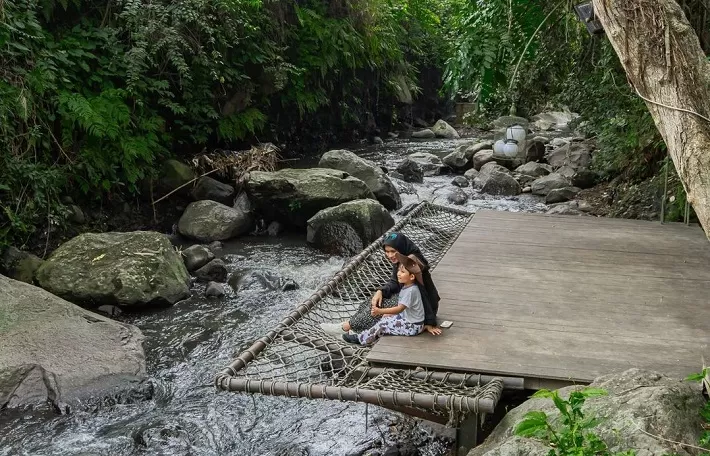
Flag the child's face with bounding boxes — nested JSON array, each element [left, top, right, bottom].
[[384, 246, 398, 264], [397, 263, 415, 285]]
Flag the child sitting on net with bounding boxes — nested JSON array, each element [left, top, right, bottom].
[[343, 252, 432, 346]]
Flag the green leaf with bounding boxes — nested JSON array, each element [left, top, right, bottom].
[[514, 411, 548, 437]]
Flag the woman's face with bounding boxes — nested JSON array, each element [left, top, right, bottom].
[[383, 246, 398, 264]]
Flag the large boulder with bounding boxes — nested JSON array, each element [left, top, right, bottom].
[[178, 200, 251, 242], [0, 247, 43, 284], [468, 369, 704, 456], [181, 244, 214, 272], [546, 186, 581, 204], [473, 163, 521, 196], [515, 162, 552, 178], [0, 276, 146, 409], [524, 136, 548, 163], [307, 199, 394, 256], [411, 129, 435, 139], [431, 119, 460, 139], [407, 152, 444, 176], [318, 150, 401, 210], [443, 149, 470, 170], [472, 150, 495, 170], [530, 110, 579, 131], [571, 169, 598, 189], [158, 159, 195, 194], [546, 141, 594, 171], [396, 159, 424, 183], [190, 176, 235, 206], [530, 173, 570, 196], [245, 168, 374, 228], [36, 231, 189, 308], [465, 141, 495, 160]]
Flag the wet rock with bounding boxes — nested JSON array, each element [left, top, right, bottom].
[[267, 221, 284, 237], [443, 149, 469, 170], [228, 269, 299, 293], [36, 231, 189, 308], [205, 281, 225, 298], [181, 245, 214, 272], [571, 169, 598, 189], [0, 247, 43, 284], [396, 158, 424, 183], [178, 200, 252, 242], [447, 188, 469, 205], [97, 305, 123, 317], [515, 162, 552, 178], [190, 176, 235, 206], [491, 154, 523, 171], [407, 152, 443, 176], [451, 176, 469, 188], [373, 136, 384, 145], [431, 119, 460, 139], [473, 163, 521, 196], [530, 173, 569, 196], [546, 141, 594, 171], [472, 150, 495, 170], [411, 129, 435, 139], [245, 168, 374, 228], [208, 241, 223, 252], [0, 276, 145, 409], [319, 149, 401, 210], [468, 369, 703, 456], [464, 168, 480, 181], [307, 199, 394, 255], [546, 186, 581, 204], [194, 259, 227, 283]]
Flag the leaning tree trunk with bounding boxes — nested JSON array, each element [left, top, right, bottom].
[[592, 0, 710, 239]]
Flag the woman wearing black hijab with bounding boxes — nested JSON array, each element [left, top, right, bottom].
[[320, 232, 442, 336]]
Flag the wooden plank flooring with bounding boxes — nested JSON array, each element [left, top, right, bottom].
[[367, 210, 710, 388]]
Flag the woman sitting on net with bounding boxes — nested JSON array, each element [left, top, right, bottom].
[[320, 232, 442, 337], [342, 253, 431, 345]]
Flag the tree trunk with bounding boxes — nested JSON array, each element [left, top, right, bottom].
[[592, 0, 710, 239]]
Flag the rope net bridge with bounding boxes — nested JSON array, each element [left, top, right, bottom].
[[215, 202, 516, 426]]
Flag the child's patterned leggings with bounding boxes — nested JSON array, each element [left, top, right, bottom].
[[357, 313, 423, 345]]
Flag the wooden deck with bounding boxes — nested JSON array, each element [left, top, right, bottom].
[[368, 210, 710, 389]]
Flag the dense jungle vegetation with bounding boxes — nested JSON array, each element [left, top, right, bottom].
[[1, 0, 708, 248]]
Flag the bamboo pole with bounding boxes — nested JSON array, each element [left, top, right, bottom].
[[215, 377, 500, 414]]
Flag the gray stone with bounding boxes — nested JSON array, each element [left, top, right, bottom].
[[208, 241, 223, 252], [190, 176, 235, 205], [550, 137, 569, 148], [546, 187, 582, 204], [319, 149, 401, 210], [472, 150, 495, 170], [407, 152, 444, 176], [178, 200, 252, 242], [464, 168, 480, 181], [194, 259, 227, 283], [267, 221, 283, 237], [431, 119, 460, 139], [530, 173, 570, 196], [515, 162, 552, 178], [205, 281, 225, 298], [372, 136, 383, 145], [181, 245, 214, 272], [468, 369, 703, 456], [490, 116, 529, 130], [557, 165, 576, 178], [546, 141, 594, 171], [524, 137, 548, 163], [411, 129, 435, 139], [396, 159, 424, 183], [473, 163, 521, 196], [546, 204, 583, 216], [447, 188, 469, 205], [491, 154, 523, 171], [0, 276, 145, 409], [452, 176, 469, 188], [159, 159, 195, 194], [233, 192, 253, 214], [36, 231, 189, 308], [97, 305, 123, 317], [443, 150, 469, 170], [307, 199, 394, 255], [530, 110, 579, 131], [465, 141, 495, 160], [0, 247, 43, 284], [68, 205, 86, 224], [228, 269, 299, 293], [245, 168, 374, 228]]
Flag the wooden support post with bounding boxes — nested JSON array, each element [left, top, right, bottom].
[[456, 413, 479, 456]]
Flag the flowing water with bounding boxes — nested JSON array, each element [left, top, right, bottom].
[[0, 138, 547, 456]]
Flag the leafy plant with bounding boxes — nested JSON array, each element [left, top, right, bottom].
[[686, 368, 710, 455], [515, 387, 635, 456]]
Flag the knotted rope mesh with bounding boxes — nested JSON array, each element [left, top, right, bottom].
[[216, 202, 506, 425]]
